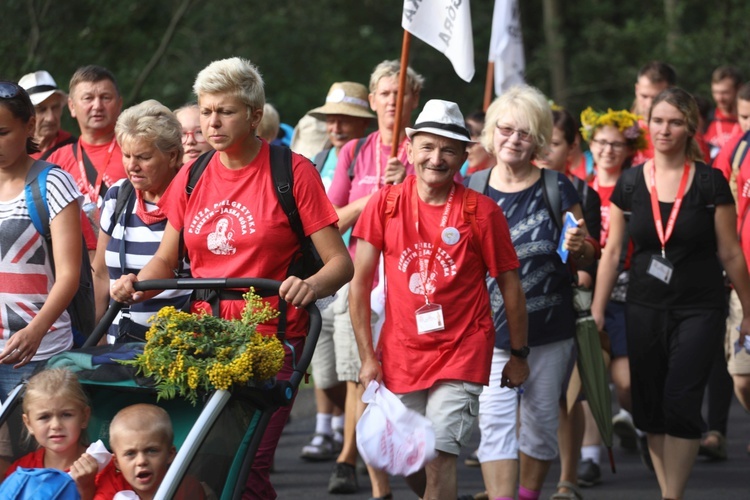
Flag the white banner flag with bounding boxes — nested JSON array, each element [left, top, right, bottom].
[[402, 0, 475, 82], [489, 0, 525, 94]]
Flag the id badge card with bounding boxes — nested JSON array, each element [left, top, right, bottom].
[[416, 303, 445, 334], [647, 254, 674, 284]]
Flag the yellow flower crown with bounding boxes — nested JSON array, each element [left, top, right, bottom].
[[579, 107, 648, 152]]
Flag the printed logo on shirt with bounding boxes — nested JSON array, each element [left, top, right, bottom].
[[397, 242, 457, 296], [187, 199, 255, 255]]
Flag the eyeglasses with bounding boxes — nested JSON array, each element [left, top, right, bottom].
[[591, 138, 627, 151], [181, 129, 206, 144], [0, 82, 23, 99], [496, 125, 533, 142]]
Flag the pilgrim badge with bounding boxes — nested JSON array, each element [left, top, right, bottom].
[[441, 227, 460, 245]]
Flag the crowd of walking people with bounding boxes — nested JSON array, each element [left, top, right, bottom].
[[0, 55, 748, 500]]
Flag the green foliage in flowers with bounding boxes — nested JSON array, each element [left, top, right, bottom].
[[126, 289, 285, 405]]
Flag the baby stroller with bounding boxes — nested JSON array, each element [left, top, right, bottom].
[[0, 278, 321, 500]]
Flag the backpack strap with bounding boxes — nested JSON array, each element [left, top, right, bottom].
[[731, 132, 750, 171], [462, 187, 486, 269], [39, 134, 77, 161], [383, 183, 403, 227], [113, 179, 136, 227], [312, 147, 332, 173], [618, 166, 640, 221], [186, 150, 215, 196], [25, 160, 56, 239], [347, 137, 367, 180], [271, 145, 306, 243], [694, 162, 716, 214], [540, 168, 563, 233], [467, 168, 491, 195]]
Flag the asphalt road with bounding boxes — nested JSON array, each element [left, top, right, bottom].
[[271, 388, 750, 499]]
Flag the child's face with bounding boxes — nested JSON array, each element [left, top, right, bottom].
[[111, 427, 176, 499], [22, 396, 89, 456]]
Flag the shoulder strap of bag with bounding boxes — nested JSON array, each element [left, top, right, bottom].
[[731, 132, 750, 172], [39, 135, 77, 161], [461, 187, 486, 269], [383, 183, 403, 227], [467, 167, 491, 195], [25, 160, 56, 239], [619, 166, 640, 221], [270, 145, 306, 243], [186, 150, 216, 196], [347, 137, 367, 180], [540, 168, 563, 232], [113, 179, 136, 226], [312, 147, 331, 173]]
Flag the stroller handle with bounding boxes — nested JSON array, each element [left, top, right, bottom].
[[85, 278, 322, 404]]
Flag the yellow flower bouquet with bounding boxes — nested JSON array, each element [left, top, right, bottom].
[[127, 289, 285, 405]]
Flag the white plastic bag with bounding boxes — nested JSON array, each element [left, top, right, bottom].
[[356, 380, 437, 476]]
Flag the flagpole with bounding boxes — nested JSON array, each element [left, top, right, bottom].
[[392, 30, 412, 157], [483, 61, 495, 111]]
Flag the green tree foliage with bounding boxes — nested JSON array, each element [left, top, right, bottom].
[[1, 0, 748, 128]]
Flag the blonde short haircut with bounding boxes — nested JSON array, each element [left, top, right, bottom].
[[193, 57, 265, 112], [369, 60, 424, 96], [109, 404, 174, 449], [482, 85, 553, 159], [116, 99, 184, 166], [257, 103, 280, 142]]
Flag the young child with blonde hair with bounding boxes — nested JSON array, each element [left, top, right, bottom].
[[5, 368, 99, 499]]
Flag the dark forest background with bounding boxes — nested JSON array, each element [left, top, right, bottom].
[[2, 0, 749, 128]]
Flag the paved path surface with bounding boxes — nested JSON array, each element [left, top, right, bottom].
[[271, 388, 750, 499]]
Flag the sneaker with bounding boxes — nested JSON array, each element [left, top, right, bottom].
[[464, 449, 480, 467], [577, 458, 601, 487], [300, 433, 335, 461], [638, 435, 654, 472], [698, 430, 727, 461], [328, 462, 358, 494], [612, 410, 638, 451]]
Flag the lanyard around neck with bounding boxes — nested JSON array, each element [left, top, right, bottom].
[[411, 183, 456, 304], [648, 160, 690, 257]]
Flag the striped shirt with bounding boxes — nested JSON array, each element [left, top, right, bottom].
[[100, 179, 191, 341], [0, 167, 82, 360]]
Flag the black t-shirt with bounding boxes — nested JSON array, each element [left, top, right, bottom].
[[611, 163, 733, 309]]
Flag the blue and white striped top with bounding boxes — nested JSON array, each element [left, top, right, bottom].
[[100, 179, 191, 342]]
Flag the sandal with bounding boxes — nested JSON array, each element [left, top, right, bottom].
[[300, 433, 335, 461], [550, 480, 583, 500], [698, 430, 727, 461]]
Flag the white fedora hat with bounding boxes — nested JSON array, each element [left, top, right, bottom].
[[18, 70, 66, 106], [406, 99, 473, 143]]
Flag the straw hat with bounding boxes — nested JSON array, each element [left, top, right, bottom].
[[406, 99, 473, 143], [18, 70, 67, 106], [308, 82, 375, 120]]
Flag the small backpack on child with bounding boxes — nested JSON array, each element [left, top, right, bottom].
[[0, 467, 80, 499]]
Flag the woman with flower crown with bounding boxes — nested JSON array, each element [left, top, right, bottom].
[[562, 107, 651, 491], [593, 88, 750, 499]]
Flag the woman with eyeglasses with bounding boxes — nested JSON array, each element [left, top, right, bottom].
[[593, 88, 750, 500], [92, 100, 191, 343], [467, 86, 598, 500], [174, 103, 213, 163], [0, 82, 84, 395]]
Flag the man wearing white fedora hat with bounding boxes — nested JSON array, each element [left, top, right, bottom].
[[19, 70, 76, 160], [351, 99, 529, 499]]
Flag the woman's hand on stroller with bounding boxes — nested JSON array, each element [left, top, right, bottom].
[[110, 273, 143, 304], [279, 277, 318, 308], [0, 325, 45, 368]]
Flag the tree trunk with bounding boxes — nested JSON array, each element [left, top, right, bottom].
[[542, 0, 566, 105], [664, 0, 680, 56]]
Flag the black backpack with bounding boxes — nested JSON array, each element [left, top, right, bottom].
[[184, 146, 324, 333], [25, 161, 96, 347]]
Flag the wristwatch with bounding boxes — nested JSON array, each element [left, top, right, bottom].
[[510, 346, 530, 359]]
